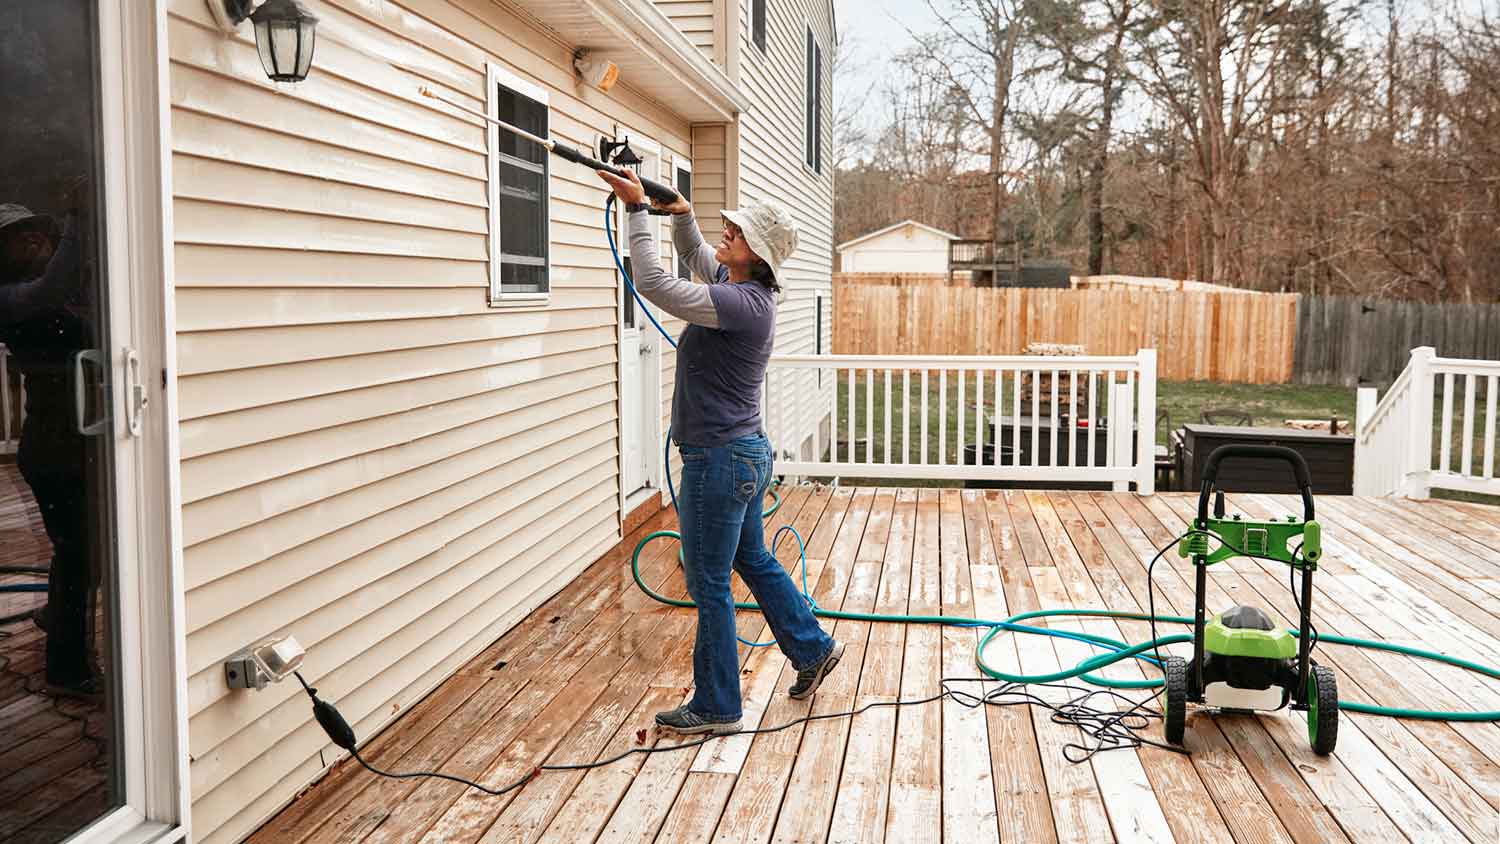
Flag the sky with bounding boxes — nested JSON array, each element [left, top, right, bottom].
[[832, 0, 1496, 162]]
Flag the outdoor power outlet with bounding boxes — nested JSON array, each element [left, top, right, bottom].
[[225, 634, 306, 691]]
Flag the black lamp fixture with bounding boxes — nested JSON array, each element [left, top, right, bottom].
[[600, 138, 643, 171], [208, 0, 320, 83]]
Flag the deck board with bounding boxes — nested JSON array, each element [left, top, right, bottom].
[[258, 490, 1500, 844], [0, 462, 111, 842]]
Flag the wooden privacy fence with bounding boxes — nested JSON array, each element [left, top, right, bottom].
[[834, 285, 1300, 383], [1294, 296, 1500, 386], [833, 272, 963, 287]]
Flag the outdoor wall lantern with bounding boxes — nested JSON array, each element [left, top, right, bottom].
[[207, 0, 320, 83]]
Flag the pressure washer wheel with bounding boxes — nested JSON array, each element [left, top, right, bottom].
[[1164, 655, 1188, 746], [1307, 664, 1338, 755]]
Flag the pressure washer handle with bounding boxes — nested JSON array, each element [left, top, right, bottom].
[[550, 141, 681, 205], [1197, 444, 1315, 525]]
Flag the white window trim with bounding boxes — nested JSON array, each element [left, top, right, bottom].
[[670, 155, 692, 279], [486, 62, 552, 307]]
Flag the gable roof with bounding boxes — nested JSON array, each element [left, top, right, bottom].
[[836, 220, 961, 252]]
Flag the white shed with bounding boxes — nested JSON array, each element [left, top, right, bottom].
[[837, 220, 959, 273]]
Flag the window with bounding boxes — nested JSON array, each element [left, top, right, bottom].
[[816, 292, 824, 356], [816, 292, 824, 386], [804, 27, 822, 173], [487, 64, 550, 304], [674, 161, 693, 279], [753, 0, 767, 53]]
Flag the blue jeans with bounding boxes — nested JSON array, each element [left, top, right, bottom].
[[677, 432, 835, 720]]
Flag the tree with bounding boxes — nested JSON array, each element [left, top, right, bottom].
[[1134, 0, 1299, 283], [907, 0, 1032, 252], [1028, 0, 1144, 274]]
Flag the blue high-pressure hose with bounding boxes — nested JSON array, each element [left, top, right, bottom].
[[605, 194, 1500, 719]]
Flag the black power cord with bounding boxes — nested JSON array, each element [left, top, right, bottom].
[[292, 668, 1183, 799], [286, 522, 1327, 799]]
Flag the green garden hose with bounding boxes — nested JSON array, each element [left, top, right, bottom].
[[630, 529, 1500, 723], [607, 194, 1498, 725]]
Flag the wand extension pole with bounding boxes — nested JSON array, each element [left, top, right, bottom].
[[419, 86, 681, 205]]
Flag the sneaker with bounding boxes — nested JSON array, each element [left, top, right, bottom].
[[45, 674, 104, 705], [654, 705, 741, 735], [788, 641, 845, 700]]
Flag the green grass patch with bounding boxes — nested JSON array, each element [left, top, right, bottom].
[[812, 376, 1497, 505]]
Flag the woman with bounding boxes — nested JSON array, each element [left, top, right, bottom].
[[596, 168, 843, 735]]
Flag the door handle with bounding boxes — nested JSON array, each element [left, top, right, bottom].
[[73, 349, 108, 436], [125, 347, 148, 438]]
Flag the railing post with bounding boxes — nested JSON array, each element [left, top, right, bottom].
[[1135, 349, 1157, 495], [1404, 346, 1436, 500], [1353, 386, 1378, 496], [1111, 382, 1134, 493]]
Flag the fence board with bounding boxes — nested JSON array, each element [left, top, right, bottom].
[[834, 287, 1500, 387], [833, 286, 1300, 383], [1292, 297, 1500, 387]]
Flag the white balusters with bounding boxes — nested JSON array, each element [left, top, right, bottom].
[[760, 353, 1159, 490]]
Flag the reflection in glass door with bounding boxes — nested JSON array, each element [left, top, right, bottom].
[[0, 1, 125, 840]]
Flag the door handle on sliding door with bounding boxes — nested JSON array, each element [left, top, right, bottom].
[[73, 349, 108, 436]]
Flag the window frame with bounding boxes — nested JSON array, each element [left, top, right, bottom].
[[753, 0, 767, 53], [804, 26, 823, 174], [486, 63, 552, 307], [671, 155, 693, 281], [816, 291, 824, 387]]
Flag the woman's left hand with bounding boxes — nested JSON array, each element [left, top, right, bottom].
[[596, 168, 646, 204]]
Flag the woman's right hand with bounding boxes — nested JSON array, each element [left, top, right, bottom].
[[652, 192, 692, 215]]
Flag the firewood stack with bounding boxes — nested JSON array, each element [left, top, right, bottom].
[[1020, 343, 1092, 419]]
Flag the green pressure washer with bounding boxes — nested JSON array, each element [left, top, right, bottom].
[[1163, 444, 1337, 754]]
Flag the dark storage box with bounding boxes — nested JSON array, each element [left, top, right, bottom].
[[1178, 424, 1354, 494]]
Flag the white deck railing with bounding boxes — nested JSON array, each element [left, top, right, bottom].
[[1355, 346, 1500, 498], [764, 350, 1158, 494]]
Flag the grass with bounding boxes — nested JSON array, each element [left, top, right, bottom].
[[813, 375, 1498, 505], [1154, 382, 1355, 442]]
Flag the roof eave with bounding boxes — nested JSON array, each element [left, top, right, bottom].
[[580, 0, 749, 123]]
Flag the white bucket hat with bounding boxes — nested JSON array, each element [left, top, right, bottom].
[[0, 204, 51, 235], [721, 200, 798, 287]]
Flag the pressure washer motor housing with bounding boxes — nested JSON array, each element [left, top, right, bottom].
[[1163, 445, 1339, 756]]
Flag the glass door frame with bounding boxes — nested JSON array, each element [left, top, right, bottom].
[[69, 1, 187, 841]]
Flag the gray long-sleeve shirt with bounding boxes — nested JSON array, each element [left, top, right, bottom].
[[627, 209, 776, 446]]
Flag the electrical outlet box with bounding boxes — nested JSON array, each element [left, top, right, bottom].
[[225, 634, 305, 691]]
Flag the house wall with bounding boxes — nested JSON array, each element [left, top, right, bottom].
[[652, 0, 716, 57], [840, 226, 952, 273], [165, 1, 690, 841], [732, 0, 836, 459]]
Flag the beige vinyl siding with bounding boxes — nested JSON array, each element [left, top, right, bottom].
[[733, 0, 835, 458], [166, 0, 692, 841], [653, 0, 717, 57]]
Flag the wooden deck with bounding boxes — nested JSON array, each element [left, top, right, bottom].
[[0, 462, 112, 843], [256, 487, 1500, 844]]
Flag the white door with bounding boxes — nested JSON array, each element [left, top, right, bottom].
[[616, 134, 663, 506], [0, 2, 183, 841]]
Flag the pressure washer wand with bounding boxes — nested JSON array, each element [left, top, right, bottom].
[[419, 86, 681, 206]]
